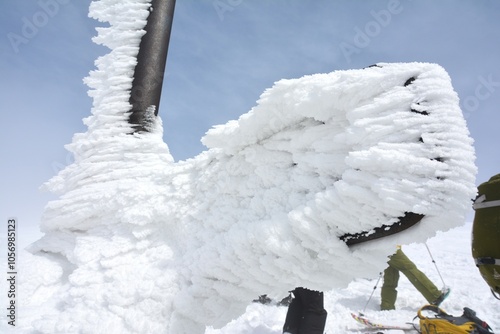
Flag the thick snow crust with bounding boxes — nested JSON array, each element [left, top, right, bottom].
[[5, 1, 476, 333]]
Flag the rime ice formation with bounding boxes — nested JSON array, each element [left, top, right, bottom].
[[15, 1, 476, 333]]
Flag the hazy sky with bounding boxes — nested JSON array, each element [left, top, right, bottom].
[[1, 0, 499, 247]]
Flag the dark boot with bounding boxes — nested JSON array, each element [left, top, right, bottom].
[[283, 288, 327, 334]]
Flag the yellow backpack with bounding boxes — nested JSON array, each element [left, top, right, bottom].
[[417, 305, 494, 334]]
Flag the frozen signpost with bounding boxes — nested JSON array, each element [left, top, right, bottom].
[[12, 1, 477, 334]]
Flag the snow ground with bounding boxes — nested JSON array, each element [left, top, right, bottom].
[[207, 222, 498, 334]]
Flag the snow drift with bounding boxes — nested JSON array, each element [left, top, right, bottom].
[[12, 1, 476, 333]]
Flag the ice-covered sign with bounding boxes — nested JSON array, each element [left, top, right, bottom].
[[17, 1, 476, 333]]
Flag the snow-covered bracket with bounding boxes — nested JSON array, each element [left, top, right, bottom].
[[14, 1, 477, 334]]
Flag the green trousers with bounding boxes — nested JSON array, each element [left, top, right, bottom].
[[380, 249, 441, 310]]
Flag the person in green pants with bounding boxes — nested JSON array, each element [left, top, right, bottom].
[[381, 247, 450, 310]]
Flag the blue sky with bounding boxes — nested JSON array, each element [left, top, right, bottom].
[[1, 0, 499, 246]]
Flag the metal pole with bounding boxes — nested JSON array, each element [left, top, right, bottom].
[[361, 272, 383, 314], [129, 0, 176, 132], [424, 243, 447, 288]]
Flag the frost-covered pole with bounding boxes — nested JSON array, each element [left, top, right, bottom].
[[129, 0, 176, 132]]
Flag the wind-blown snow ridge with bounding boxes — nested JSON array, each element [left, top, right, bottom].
[[17, 1, 476, 334]]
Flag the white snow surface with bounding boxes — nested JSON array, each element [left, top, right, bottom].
[[1, 1, 479, 333]]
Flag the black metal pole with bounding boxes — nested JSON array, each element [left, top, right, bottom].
[[129, 0, 176, 132]]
